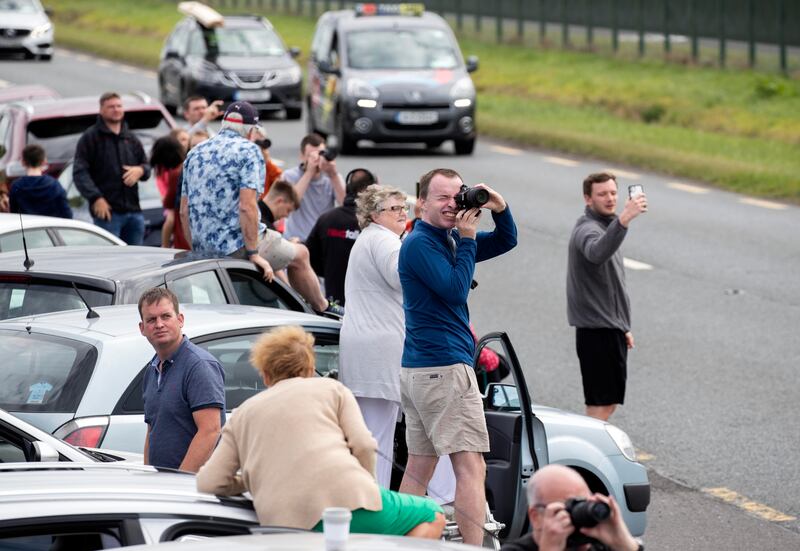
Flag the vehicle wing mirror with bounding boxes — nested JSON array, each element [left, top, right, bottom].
[[466, 55, 479, 73], [289, 46, 301, 59], [33, 441, 60, 462], [5, 161, 26, 178], [485, 383, 520, 411], [164, 49, 180, 60]]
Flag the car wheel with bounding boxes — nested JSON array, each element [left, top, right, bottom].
[[454, 138, 476, 156], [285, 107, 302, 120], [37, 54, 52, 61], [336, 110, 357, 155]]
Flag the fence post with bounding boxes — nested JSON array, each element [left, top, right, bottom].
[[324, 0, 330, 12], [455, 0, 463, 31], [272, 0, 278, 11], [539, 0, 546, 45], [587, 0, 593, 49], [611, 0, 618, 53], [778, 0, 787, 74], [690, 0, 698, 61], [517, 0, 524, 41], [664, 0, 670, 54], [718, 0, 726, 68], [746, 0, 754, 67], [561, 0, 569, 48], [638, 0, 645, 57], [476, 1, 482, 35], [496, 0, 503, 43]]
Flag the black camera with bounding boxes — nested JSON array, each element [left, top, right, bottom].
[[454, 184, 489, 210], [564, 498, 611, 547], [321, 147, 338, 162]]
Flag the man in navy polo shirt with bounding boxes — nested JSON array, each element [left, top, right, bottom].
[[138, 288, 225, 472]]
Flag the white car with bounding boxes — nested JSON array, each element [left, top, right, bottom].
[[0, 212, 125, 253], [0, 0, 54, 61]]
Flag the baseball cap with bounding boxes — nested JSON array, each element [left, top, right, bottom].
[[223, 101, 259, 125]]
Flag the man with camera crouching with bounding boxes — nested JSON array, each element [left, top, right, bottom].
[[502, 465, 641, 551], [398, 168, 517, 546]]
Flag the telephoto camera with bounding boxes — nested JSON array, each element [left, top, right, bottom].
[[454, 184, 489, 210], [564, 498, 611, 547], [321, 147, 338, 162]]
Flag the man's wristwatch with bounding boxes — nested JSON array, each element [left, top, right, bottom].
[[244, 249, 259, 257]]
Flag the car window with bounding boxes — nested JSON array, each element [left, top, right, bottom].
[[187, 28, 206, 56], [0, 522, 125, 550], [0, 0, 40, 12], [0, 278, 114, 320], [346, 28, 459, 70], [228, 269, 290, 310], [168, 271, 227, 305], [196, 331, 340, 409], [57, 228, 118, 247], [0, 229, 54, 252], [0, 330, 97, 413], [0, 425, 27, 463], [204, 26, 285, 57]]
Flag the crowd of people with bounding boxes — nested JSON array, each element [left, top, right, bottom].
[[5, 92, 648, 550]]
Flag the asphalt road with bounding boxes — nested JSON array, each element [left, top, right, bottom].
[[2, 50, 799, 548]]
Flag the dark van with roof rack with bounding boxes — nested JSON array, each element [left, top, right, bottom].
[[306, 3, 478, 155]]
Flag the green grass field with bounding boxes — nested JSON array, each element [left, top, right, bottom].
[[45, 0, 800, 201]]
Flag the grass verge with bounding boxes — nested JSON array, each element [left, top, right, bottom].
[[45, 0, 800, 202]]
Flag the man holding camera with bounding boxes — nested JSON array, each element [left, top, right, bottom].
[[567, 172, 647, 422], [398, 168, 517, 546], [502, 465, 641, 551], [281, 133, 345, 241]]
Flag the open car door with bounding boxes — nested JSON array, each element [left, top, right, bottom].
[[474, 331, 549, 541]]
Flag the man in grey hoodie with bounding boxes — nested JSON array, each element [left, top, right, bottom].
[[566, 172, 647, 421]]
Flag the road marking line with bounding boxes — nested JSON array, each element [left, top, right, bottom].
[[55, 48, 73, 56], [703, 487, 796, 522], [623, 257, 653, 270], [543, 155, 579, 167], [0, 79, 10, 88], [142, 71, 158, 79], [119, 66, 137, 74], [604, 167, 640, 180], [667, 182, 710, 194], [635, 450, 655, 461], [95, 59, 113, 68], [739, 197, 788, 210], [490, 145, 523, 156], [75, 54, 91, 62]]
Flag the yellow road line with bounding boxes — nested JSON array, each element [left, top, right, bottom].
[[635, 450, 655, 461], [604, 168, 640, 180], [667, 182, 710, 194], [702, 487, 796, 522], [543, 156, 579, 167], [739, 197, 788, 210], [490, 145, 524, 156]]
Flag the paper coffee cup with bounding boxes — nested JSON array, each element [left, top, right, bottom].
[[322, 507, 352, 551]]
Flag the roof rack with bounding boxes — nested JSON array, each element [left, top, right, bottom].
[[354, 3, 425, 17]]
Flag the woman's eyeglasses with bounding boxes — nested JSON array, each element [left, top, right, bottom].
[[379, 205, 409, 214]]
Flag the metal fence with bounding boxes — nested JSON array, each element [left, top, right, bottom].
[[205, 0, 798, 74]]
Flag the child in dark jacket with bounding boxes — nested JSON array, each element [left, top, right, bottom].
[[9, 144, 72, 219]]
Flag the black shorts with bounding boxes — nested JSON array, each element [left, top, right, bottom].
[[576, 328, 628, 406]]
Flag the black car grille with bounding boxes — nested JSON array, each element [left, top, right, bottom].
[[382, 102, 450, 109], [234, 72, 265, 83], [1, 28, 31, 38], [384, 121, 450, 131]]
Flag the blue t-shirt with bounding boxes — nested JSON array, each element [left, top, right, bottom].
[[399, 207, 518, 368], [142, 336, 226, 470]]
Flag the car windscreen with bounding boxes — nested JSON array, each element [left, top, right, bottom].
[[0, 329, 97, 413], [0, 0, 39, 13], [0, 277, 114, 320], [26, 111, 172, 164], [345, 28, 459, 70], [204, 26, 286, 57]]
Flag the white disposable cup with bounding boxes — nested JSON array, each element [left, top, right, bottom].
[[322, 507, 352, 551]]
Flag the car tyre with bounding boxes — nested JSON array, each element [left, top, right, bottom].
[[454, 138, 476, 156], [336, 110, 357, 155], [285, 107, 302, 120], [37, 54, 52, 61]]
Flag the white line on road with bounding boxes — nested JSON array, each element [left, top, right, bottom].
[[142, 71, 158, 79], [119, 66, 137, 74], [543, 155, 579, 167], [624, 257, 653, 270], [667, 182, 710, 194], [604, 167, 640, 179], [739, 197, 788, 210], [95, 59, 113, 68], [75, 54, 91, 62], [490, 145, 523, 156]]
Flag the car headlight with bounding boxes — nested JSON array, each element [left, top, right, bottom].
[[274, 65, 302, 85], [31, 23, 52, 38], [605, 424, 637, 462], [449, 76, 475, 101], [346, 78, 379, 100]]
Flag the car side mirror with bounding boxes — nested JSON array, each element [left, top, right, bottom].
[[317, 59, 341, 77], [485, 383, 520, 411], [289, 46, 301, 59], [164, 50, 180, 60], [33, 441, 60, 462], [466, 55, 479, 73], [5, 161, 26, 178]]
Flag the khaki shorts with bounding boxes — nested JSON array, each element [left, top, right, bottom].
[[256, 229, 296, 271], [400, 363, 490, 456]]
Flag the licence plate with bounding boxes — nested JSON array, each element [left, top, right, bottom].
[[396, 111, 438, 125], [236, 90, 271, 102]]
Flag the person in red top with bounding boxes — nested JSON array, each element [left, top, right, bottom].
[[150, 132, 187, 248]]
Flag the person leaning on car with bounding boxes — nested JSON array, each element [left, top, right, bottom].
[[73, 92, 151, 245], [138, 287, 225, 472], [500, 465, 641, 551]]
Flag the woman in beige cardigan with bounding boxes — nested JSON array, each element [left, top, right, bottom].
[[196, 326, 445, 538]]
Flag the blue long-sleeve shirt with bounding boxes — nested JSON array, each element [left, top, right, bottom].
[[399, 206, 517, 368]]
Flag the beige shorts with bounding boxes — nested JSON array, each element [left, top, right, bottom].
[[256, 229, 296, 271], [400, 363, 490, 457]]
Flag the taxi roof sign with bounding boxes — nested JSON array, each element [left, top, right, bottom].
[[354, 3, 425, 17]]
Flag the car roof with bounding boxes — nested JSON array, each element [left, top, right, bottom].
[[0, 213, 126, 244], [0, 303, 340, 339], [330, 9, 449, 31], [0, 463, 256, 521], [5, 93, 164, 120]]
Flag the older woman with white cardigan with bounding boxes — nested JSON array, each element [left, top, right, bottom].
[[339, 185, 455, 504]]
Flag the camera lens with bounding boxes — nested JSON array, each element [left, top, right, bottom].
[[566, 499, 610, 528]]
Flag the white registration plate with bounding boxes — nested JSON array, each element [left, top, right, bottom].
[[396, 111, 439, 125], [236, 90, 271, 102]]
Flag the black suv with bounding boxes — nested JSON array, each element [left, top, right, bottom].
[[158, 15, 303, 119], [307, 5, 478, 154]]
